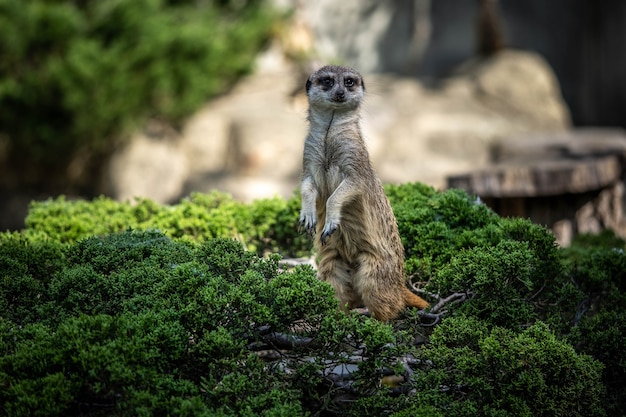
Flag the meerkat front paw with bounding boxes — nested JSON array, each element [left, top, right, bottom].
[[299, 212, 317, 236], [320, 220, 338, 245]]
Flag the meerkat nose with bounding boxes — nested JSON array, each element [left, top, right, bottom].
[[334, 89, 346, 101]]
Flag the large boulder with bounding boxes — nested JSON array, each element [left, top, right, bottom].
[[368, 49, 570, 186], [102, 121, 189, 203], [0, 48, 569, 232], [103, 49, 570, 203]]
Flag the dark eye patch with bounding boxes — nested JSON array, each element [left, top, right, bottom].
[[319, 76, 334, 89], [344, 77, 356, 88]]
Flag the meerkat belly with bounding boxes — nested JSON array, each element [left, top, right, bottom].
[[313, 165, 343, 219], [337, 197, 380, 259], [315, 164, 342, 196]]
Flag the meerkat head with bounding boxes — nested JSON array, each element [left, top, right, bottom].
[[305, 65, 365, 112]]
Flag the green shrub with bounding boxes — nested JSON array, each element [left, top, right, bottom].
[[388, 183, 565, 329], [562, 233, 626, 415], [569, 310, 626, 416], [0, 230, 420, 416], [434, 239, 538, 326], [24, 191, 312, 256], [410, 316, 606, 417], [387, 184, 500, 279], [387, 183, 621, 414], [2, 184, 624, 415], [0, 233, 66, 325], [0, 231, 330, 415], [0, 0, 277, 183]]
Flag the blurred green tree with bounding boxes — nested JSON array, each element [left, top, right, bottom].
[[0, 0, 276, 189]]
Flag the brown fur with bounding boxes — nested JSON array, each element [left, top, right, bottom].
[[299, 65, 429, 321]]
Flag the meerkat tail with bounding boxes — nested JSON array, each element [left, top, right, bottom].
[[403, 288, 429, 310]]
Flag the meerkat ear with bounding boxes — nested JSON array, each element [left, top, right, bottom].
[[361, 79, 365, 91], [305, 79, 312, 93]]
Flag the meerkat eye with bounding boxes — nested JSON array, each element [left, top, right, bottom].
[[345, 78, 355, 87], [320, 77, 334, 88]]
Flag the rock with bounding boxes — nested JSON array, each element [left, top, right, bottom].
[[577, 182, 626, 237], [447, 155, 621, 197], [448, 128, 626, 198], [454, 50, 571, 128], [104, 49, 571, 204], [102, 122, 189, 203], [363, 49, 571, 188], [178, 67, 308, 201]]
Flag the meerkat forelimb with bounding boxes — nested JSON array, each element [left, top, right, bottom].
[[299, 65, 429, 321]]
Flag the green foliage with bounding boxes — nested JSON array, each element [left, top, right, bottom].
[[386, 183, 622, 414], [0, 229, 422, 416], [561, 233, 626, 415], [410, 317, 605, 417], [0, 0, 277, 180], [2, 184, 624, 415], [434, 239, 537, 326], [569, 310, 626, 416], [0, 233, 66, 325], [0, 231, 328, 415], [24, 191, 312, 256], [388, 183, 563, 329], [387, 183, 500, 279]]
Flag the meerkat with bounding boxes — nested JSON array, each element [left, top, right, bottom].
[[299, 65, 429, 321]]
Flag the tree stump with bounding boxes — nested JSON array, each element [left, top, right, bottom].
[[447, 128, 626, 245]]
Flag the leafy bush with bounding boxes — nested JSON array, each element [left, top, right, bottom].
[[388, 183, 565, 329], [0, 230, 411, 416], [23, 191, 311, 256], [2, 184, 623, 415], [0, 233, 66, 326], [562, 232, 626, 416], [0, 0, 277, 184], [410, 317, 605, 417], [388, 183, 623, 414]]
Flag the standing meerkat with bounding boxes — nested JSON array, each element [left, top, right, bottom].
[[299, 65, 429, 321]]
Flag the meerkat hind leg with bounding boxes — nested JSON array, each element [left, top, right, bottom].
[[354, 255, 405, 321], [317, 253, 362, 311]]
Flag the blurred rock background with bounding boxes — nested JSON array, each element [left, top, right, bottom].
[[1, 0, 625, 243]]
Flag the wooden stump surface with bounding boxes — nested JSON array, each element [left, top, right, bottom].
[[447, 128, 626, 197]]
